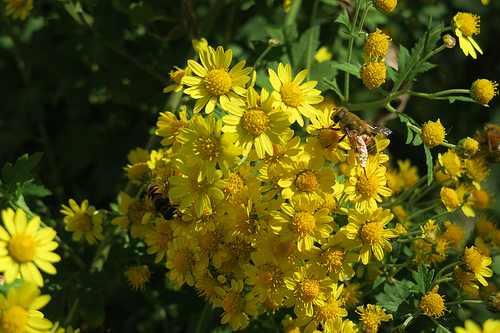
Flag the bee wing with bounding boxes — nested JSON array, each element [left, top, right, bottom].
[[347, 131, 368, 168], [363, 121, 392, 136]]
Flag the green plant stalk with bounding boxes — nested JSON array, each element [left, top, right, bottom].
[[432, 261, 459, 289], [306, 0, 320, 81], [193, 301, 214, 333], [430, 316, 451, 333], [403, 202, 439, 224], [283, 0, 302, 26], [445, 299, 485, 306], [382, 171, 429, 209], [253, 44, 276, 70], [408, 89, 471, 99], [343, 0, 363, 102], [405, 45, 446, 85]]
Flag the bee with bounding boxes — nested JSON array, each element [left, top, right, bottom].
[[146, 181, 178, 220], [475, 123, 500, 163], [331, 107, 392, 167]]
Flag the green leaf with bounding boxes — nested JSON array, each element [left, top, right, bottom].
[[387, 66, 398, 82], [424, 144, 434, 186], [332, 62, 360, 79], [79, 288, 105, 327], [417, 62, 437, 74], [446, 96, 475, 104], [412, 133, 423, 146], [334, 8, 351, 31], [397, 45, 410, 76], [291, 25, 320, 71], [405, 126, 414, 144], [323, 77, 344, 102], [22, 180, 52, 198], [411, 262, 434, 294], [2, 153, 43, 194]]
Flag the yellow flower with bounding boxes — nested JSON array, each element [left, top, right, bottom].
[[421, 220, 439, 243], [471, 188, 493, 211], [283, 0, 294, 13], [475, 215, 496, 238], [213, 279, 259, 331], [341, 282, 362, 309], [452, 13, 483, 59], [124, 265, 151, 291], [465, 157, 489, 188], [123, 162, 151, 186], [111, 192, 151, 238], [454, 265, 479, 295], [341, 207, 398, 265], [127, 147, 149, 164], [182, 46, 252, 114], [314, 46, 332, 63], [222, 86, 290, 158], [144, 217, 174, 263], [192, 37, 208, 53], [421, 119, 446, 148], [165, 235, 208, 290], [177, 113, 242, 182], [356, 304, 392, 333], [459, 246, 493, 286], [194, 270, 225, 304], [163, 66, 192, 93], [155, 106, 189, 149], [4, 0, 33, 20], [441, 221, 466, 250], [60, 199, 105, 245], [0, 282, 53, 333], [344, 156, 392, 212], [471, 79, 498, 106], [397, 159, 419, 189], [419, 285, 447, 318], [455, 319, 500, 333], [268, 63, 323, 126], [0, 208, 60, 286], [363, 28, 391, 61], [438, 149, 464, 180], [360, 60, 387, 89], [270, 194, 335, 252], [195, 225, 228, 268], [440, 187, 460, 212]]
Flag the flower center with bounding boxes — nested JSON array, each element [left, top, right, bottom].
[[296, 170, 318, 193], [129, 202, 148, 224], [360, 222, 384, 245], [319, 128, 341, 149], [195, 135, 222, 161], [291, 211, 316, 237], [462, 247, 483, 273], [73, 212, 93, 233], [456, 13, 480, 37], [198, 230, 221, 254], [8, 233, 36, 263], [356, 173, 379, 198], [204, 69, 232, 96], [299, 278, 320, 301], [222, 291, 245, 314], [320, 247, 345, 272], [314, 299, 344, 321], [225, 173, 244, 198], [126, 162, 151, 182], [419, 292, 446, 318], [242, 109, 270, 136], [173, 249, 195, 275], [272, 240, 294, 258], [257, 263, 283, 290], [228, 238, 253, 260], [281, 81, 304, 107], [1, 305, 29, 333], [156, 221, 173, 247]]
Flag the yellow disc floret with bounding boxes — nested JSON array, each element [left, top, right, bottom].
[[373, 0, 397, 13], [364, 29, 391, 59], [471, 79, 499, 106], [281, 81, 305, 107], [420, 119, 446, 148], [204, 69, 233, 96], [419, 285, 447, 318], [360, 60, 387, 89]]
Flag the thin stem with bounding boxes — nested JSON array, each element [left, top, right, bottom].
[[430, 316, 451, 333], [343, 0, 363, 102], [445, 299, 485, 306], [407, 89, 471, 99], [403, 202, 439, 224], [432, 261, 459, 289], [306, 0, 320, 81], [253, 43, 275, 70], [193, 301, 214, 333]]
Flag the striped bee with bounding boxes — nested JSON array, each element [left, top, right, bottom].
[[146, 181, 177, 220]]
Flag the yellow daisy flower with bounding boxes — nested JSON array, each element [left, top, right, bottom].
[[454, 265, 480, 296], [155, 106, 189, 149], [168, 157, 226, 217], [397, 159, 419, 189], [455, 319, 500, 333], [165, 235, 208, 290], [270, 194, 335, 252], [0, 282, 53, 333], [452, 13, 483, 59], [344, 156, 392, 212], [222, 86, 291, 158], [341, 207, 398, 265], [314, 46, 333, 63], [60, 199, 105, 245], [356, 304, 392, 332], [163, 66, 192, 93], [0, 208, 60, 286], [127, 147, 149, 165], [459, 246, 493, 286], [419, 285, 447, 318], [268, 63, 323, 126], [111, 192, 151, 239], [4, 0, 33, 20], [182, 46, 253, 114], [177, 113, 242, 182], [124, 265, 151, 291], [194, 270, 225, 304], [421, 119, 446, 148], [341, 282, 363, 309], [194, 225, 229, 268], [144, 217, 174, 263], [471, 79, 499, 106], [213, 279, 259, 331]]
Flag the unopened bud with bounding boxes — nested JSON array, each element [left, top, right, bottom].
[[443, 34, 456, 49], [456, 137, 479, 158], [269, 39, 280, 47], [486, 291, 500, 313]]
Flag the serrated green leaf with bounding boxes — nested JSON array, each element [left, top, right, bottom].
[[387, 66, 398, 82], [334, 8, 351, 30], [2, 153, 43, 194], [22, 181, 52, 198], [398, 45, 410, 76], [424, 145, 433, 186], [412, 262, 434, 294], [417, 62, 437, 74], [332, 62, 360, 79]]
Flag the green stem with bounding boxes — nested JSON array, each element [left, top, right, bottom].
[[343, 0, 363, 102], [306, 0, 320, 81], [253, 43, 275, 71], [283, 0, 302, 26], [407, 89, 471, 99], [193, 301, 214, 333], [382, 171, 428, 209], [430, 316, 451, 333], [445, 299, 485, 306], [432, 261, 458, 290], [403, 202, 439, 224]]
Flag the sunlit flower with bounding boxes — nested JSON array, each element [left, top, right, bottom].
[[144, 217, 174, 263], [182, 46, 252, 114], [341, 207, 398, 265], [195, 224, 228, 268], [163, 66, 192, 93], [4, 0, 33, 20], [213, 279, 259, 331], [459, 246, 493, 286], [166, 235, 208, 290], [438, 149, 463, 180], [155, 106, 189, 149], [356, 304, 392, 333], [465, 158, 489, 189], [421, 119, 446, 148], [222, 86, 290, 158], [194, 270, 225, 304], [360, 60, 386, 89], [455, 184, 476, 217], [397, 159, 419, 189], [124, 265, 151, 291], [419, 285, 447, 318], [60, 199, 105, 245], [127, 147, 150, 164], [0, 282, 53, 333], [0, 208, 60, 287], [177, 113, 242, 182], [440, 187, 460, 212], [455, 319, 500, 333], [471, 79, 498, 106], [268, 63, 323, 126], [452, 13, 483, 59]]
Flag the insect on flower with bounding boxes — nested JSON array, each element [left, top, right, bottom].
[[331, 107, 392, 167], [475, 123, 500, 163], [147, 181, 178, 220]]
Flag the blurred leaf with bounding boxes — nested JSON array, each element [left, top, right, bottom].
[[323, 77, 344, 102], [79, 288, 105, 327], [424, 144, 433, 186], [310, 60, 336, 92], [1, 153, 43, 194], [22, 180, 52, 198], [128, 3, 163, 25], [334, 8, 351, 31], [291, 25, 320, 71], [332, 62, 360, 79]]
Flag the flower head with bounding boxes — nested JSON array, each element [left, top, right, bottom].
[[471, 79, 498, 106], [421, 119, 446, 148], [459, 246, 493, 286], [356, 304, 392, 333], [452, 13, 483, 59], [155, 107, 189, 149], [0, 208, 60, 286], [360, 60, 387, 89], [163, 66, 192, 93], [144, 217, 174, 263], [363, 29, 391, 61], [314, 46, 332, 63], [268, 63, 323, 126], [0, 282, 53, 333], [4, 0, 33, 20], [60, 199, 105, 245], [455, 319, 500, 333], [419, 285, 447, 318], [182, 46, 252, 114], [124, 265, 151, 291], [166, 236, 208, 290]]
